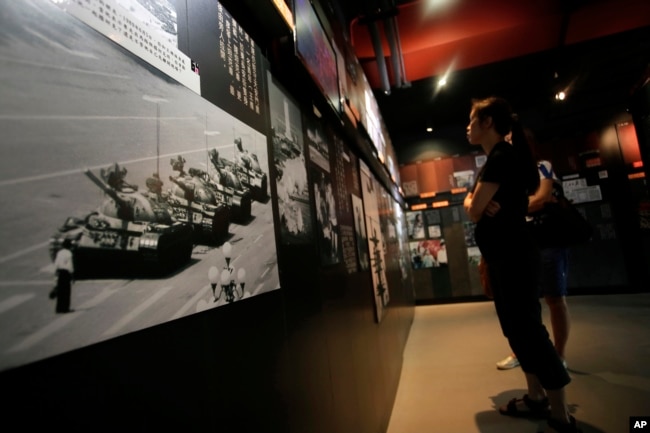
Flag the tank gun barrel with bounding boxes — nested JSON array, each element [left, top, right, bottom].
[[188, 167, 208, 179], [169, 175, 193, 195], [84, 169, 128, 208]]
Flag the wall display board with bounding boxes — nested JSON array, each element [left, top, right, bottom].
[[377, 184, 402, 284], [400, 153, 481, 197], [351, 193, 370, 271], [341, 49, 365, 125], [406, 210, 425, 240], [305, 115, 341, 266], [293, 0, 340, 115], [360, 160, 390, 322], [52, 0, 201, 95], [331, 131, 361, 274], [361, 82, 386, 163], [0, 0, 279, 373], [393, 203, 414, 284], [407, 209, 448, 269], [463, 221, 482, 267], [178, 0, 268, 133], [267, 71, 313, 244], [409, 239, 447, 269]]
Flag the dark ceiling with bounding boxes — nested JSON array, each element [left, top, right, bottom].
[[329, 0, 650, 145]]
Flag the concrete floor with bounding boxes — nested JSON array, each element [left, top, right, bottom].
[[386, 293, 650, 433]]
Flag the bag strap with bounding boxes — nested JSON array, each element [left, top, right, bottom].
[[538, 162, 553, 179]]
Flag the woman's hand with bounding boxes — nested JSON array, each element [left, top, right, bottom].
[[484, 200, 501, 216], [463, 192, 473, 215], [465, 181, 500, 222]]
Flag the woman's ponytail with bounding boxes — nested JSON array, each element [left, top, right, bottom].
[[510, 114, 539, 194]]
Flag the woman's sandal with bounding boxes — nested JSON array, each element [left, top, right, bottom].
[[498, 394, 550, 418], [543, 415, 583, 433]]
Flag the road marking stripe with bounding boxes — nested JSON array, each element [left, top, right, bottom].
[[102, 285, 175, 337], [6, 312, 77, 353], [0, 294, 35, 314], [252, 283, 265, 296], [0, 115, 194, 120], [171, 284, 211, 321], [0, 144, 235, 188], [0, 242, 49, 265], [4, 280, 124, 352], [0, 54, 130, 79], [0, 280, 52, 287], [77, 280, 125, 309], [24, 27, 98, 59]]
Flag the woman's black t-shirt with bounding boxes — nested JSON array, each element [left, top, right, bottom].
[[473, 141, 531, 259]]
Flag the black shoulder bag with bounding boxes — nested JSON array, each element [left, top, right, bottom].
[[528, 182, 593, 248]]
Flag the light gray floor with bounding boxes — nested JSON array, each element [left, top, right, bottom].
[[386, 293, 650, 433]]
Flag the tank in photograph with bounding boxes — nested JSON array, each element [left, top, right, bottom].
[[193, 148, 254, 223], [48, 164, 194, 276], [165, 156, 231, 243], [227, 137, 268, 202]]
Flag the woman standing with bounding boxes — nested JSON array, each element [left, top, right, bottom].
[[496, 157, 572, 371], [463, 97, 579, 433]]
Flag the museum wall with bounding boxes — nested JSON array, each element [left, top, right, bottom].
[[0, 1, 415, 432]]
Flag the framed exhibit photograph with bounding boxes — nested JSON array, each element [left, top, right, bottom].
[[409, 240, 446, 269], [305, 116, 341, 266], [293, 0, 341, 115], [428, 224, 442, 238], [406, 211, 425, 240], [351, 193, 370, 271], [267, 71, 313, 244]]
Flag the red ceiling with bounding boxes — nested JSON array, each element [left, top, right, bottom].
[[349, 0, 650, 90]]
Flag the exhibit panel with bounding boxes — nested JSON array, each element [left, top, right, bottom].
[[177, 0, 269, 133], [406, 203, 483, 302], [0, 0, 279, 373], [360, 160, 391, 321], [305, 114, 342, 267], [267, 70, 314, 245]]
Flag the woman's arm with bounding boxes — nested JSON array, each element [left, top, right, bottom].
[[464, 181, 499, 222], [528, 178, 553, 213]]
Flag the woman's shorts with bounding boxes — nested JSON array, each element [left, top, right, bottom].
[[538, 247, 569, 297]]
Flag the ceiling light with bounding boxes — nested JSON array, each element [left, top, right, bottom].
[[555, 91, 566, 101], [426, 126, 433, 132]]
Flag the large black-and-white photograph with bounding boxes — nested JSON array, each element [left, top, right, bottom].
[[305, 116, 340, 266], [0, 0, 279, 373], [267, 71, 312, 244]]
